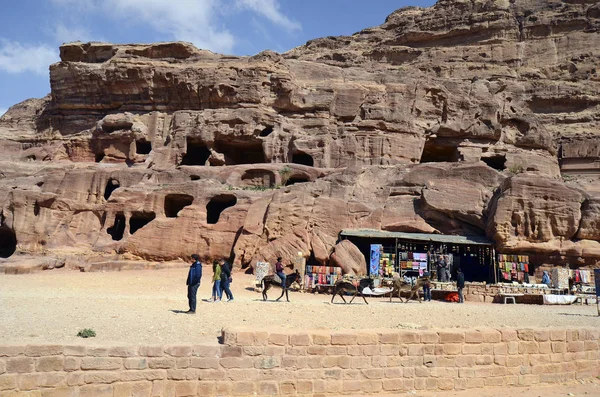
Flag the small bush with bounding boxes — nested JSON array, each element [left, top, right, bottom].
[[77, 328, 96, 338], [508, 164, 524, 175], [278, 166, 292, 185]]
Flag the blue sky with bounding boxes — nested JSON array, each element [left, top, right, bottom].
[[0, 0, 435, 116]]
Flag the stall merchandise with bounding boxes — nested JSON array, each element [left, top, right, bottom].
[[380, 252, 395, 277], [552, 268, 570, 289], [399, 251, 428, 277], [497, 254, 529, 283], [304, 265, 342, 289], [255, 262, 270, 284]]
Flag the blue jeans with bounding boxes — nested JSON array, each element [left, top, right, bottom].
[[277, 272, 287, 289], [212, 281, 221, 300], [220, 278, 233, 300], [423, 285, 431, 301], [187, 284, 199, 311]]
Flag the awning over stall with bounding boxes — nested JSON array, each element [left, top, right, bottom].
[[340, 229, 494, 246]]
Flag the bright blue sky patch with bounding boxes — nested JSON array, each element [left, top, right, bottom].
[[0, 0, 435, 113]]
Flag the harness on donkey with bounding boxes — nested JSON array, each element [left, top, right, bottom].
[[261, 270, 302, 302]]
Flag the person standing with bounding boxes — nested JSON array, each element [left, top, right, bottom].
[[211, 260, 222, 302], [456, 268, 465, 303], [422, 272, 432, 302], [220, 260, 234, 302], [186, 254, 203, 314], [275, 257, 286, 290], [541, 270, 551, 287]]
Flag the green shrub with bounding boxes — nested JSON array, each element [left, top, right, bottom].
[[278, 166, 292, 185], [508, 164, 524, 175], [77, 328, 96, 338]]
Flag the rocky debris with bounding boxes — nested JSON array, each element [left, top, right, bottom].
[[330, 239, 367, 276], [1, 0, 600, 271]]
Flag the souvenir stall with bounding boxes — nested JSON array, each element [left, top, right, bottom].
[[497, 254, 530, 283], [339, 229, 496, 288], [303, 265, 343, 289]]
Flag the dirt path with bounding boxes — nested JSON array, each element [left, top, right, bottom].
[[0, 268, 598, 345]]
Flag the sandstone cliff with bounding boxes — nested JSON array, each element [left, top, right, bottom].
[[1, 0, 599, 271]]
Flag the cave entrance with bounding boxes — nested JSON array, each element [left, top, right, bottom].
[[241, 169, 275, 188], [215, 139, 266, 165], [95, 152, 105, 163], [206, 194, 237, 224], [481, 154, 506, 171], [285, 175, 310, 186], [136, 139, 152, 155], [107, 213, 126, 241], [181, 138, 211, 166], [420, 139, 459, 163], [129, 211, 156, 234], [104, 178, 120, 200], [165, 194, 194, 218], [291, 151, 314, 167], [259, 126, 274, 137], [0, 226, 17, 258]]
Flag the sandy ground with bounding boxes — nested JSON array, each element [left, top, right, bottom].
[[0, 268, 599, 345]]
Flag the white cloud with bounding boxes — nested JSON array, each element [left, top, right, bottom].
[[53, 24, 96, 44], [102, 0, 236, 53], [0, 40, 59, 75], [236, 0, 301, 32], [0, 108, 7, 117]]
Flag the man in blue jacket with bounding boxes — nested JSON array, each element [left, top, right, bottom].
[[186, 254, 203, 314]]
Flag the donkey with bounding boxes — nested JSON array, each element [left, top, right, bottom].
[[261, 270, 302, 302], [330, 278, 373, 304], [390, 277, 429, 303]]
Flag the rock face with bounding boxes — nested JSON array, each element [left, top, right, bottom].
[[1, 0, 600, 270]]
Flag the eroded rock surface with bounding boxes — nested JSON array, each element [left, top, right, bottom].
[[1, 0, 600, 271]]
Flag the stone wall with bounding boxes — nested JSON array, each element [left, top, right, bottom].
[[1, 327, 599, 396]]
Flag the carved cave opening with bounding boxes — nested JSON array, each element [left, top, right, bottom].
[[285, 175, 310, 186], [241, 169, 275, 188], [34, 201, 40, 216], [129, 211, 156, 234], [0, 226, 17, 258], [136, 139, 152, 155], [104, 179, 120, 200], [291, 151, 314, 167], [215, 139, 266, 165], [259, 126, 274, 137], [481, 154, 506, 171], [95, 152, 105, 163], [420, 139, 459, 163], [165, 194, 194, 218], [107, 213, 126, 241], [181, 138, 211, 166], [206, 194, 237, 224]]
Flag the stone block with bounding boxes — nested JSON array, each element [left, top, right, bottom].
[[66, 372, 85, 386], [398, 331, 419, 344], [124, 358, 148, 370], [40, 387, 78, 397], [518, 341, 539, 354], [538, 342, 552, 354], [108, 347, 137, 357], [382, 379, 403, 391], [462, 344, 481, 355], [464, 330, 483, 343], [176, 358, 189, 369], [567, 341, 585, 353], [362, 345, 379, 356], [407, 344, 423, 356], [147, 358, 175, 370], [443, 344, 462, 355], [325, 346, 345, 355], [342, 379, 361, 392], [221, 346, 242, 358], [220, 357, 254, 369], [84, 371, 120, 384], [78, 358, 123, 371], [268, 333, 289, 346], [331, 333, 357, 345], [482, 329, 502, 343], [190, 357, 219, 370], [237, 331, 269, 346], [254, 357, 281, 370], [0, 347, 24, 357], [36, 356, 65, 372], [356, 332, 378, 345], [419, 331, 438, 344], [20, 373, 65, 390], [257, 381, 278, 395], [63, 357, 80, 372], [174, 380, 197, 396], [384, 367, 402, 378], [550, 329, 566, 341], [0, 374, 17, 390], [164, 346, 192, 357], [120, 370, 166, 382], [113, 381, 152, 397], [79, 384, 113, 397], [232, 381, 256, 395], [166, 369, 198, 381], [190, 346, 219, 358], [500, 329, 518, 342], [310, 332, 331, 346], [380, 345, 400, 356], [290, 334, 311, 346], [243, 346, 265, 356], [378, 332, 400, 345], [63, 346, 86, 357], [347, 345, 361, 356], [438, 331, 465, 344], [138, 346, 164, 357], [361, 368, 383, 379], [534, 330, 550, 342], [455, 355, 476, 367], [25, 345, 63, 357], [437, 378, 454, 390], [517, 329, 534, 341], [87, 347, 110, 357], [6, 357, 34, 373]]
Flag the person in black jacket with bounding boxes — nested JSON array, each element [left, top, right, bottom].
[[456, 268, 465, 304], [220, 260, 234, 302], [186, 254, 203, 313]]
